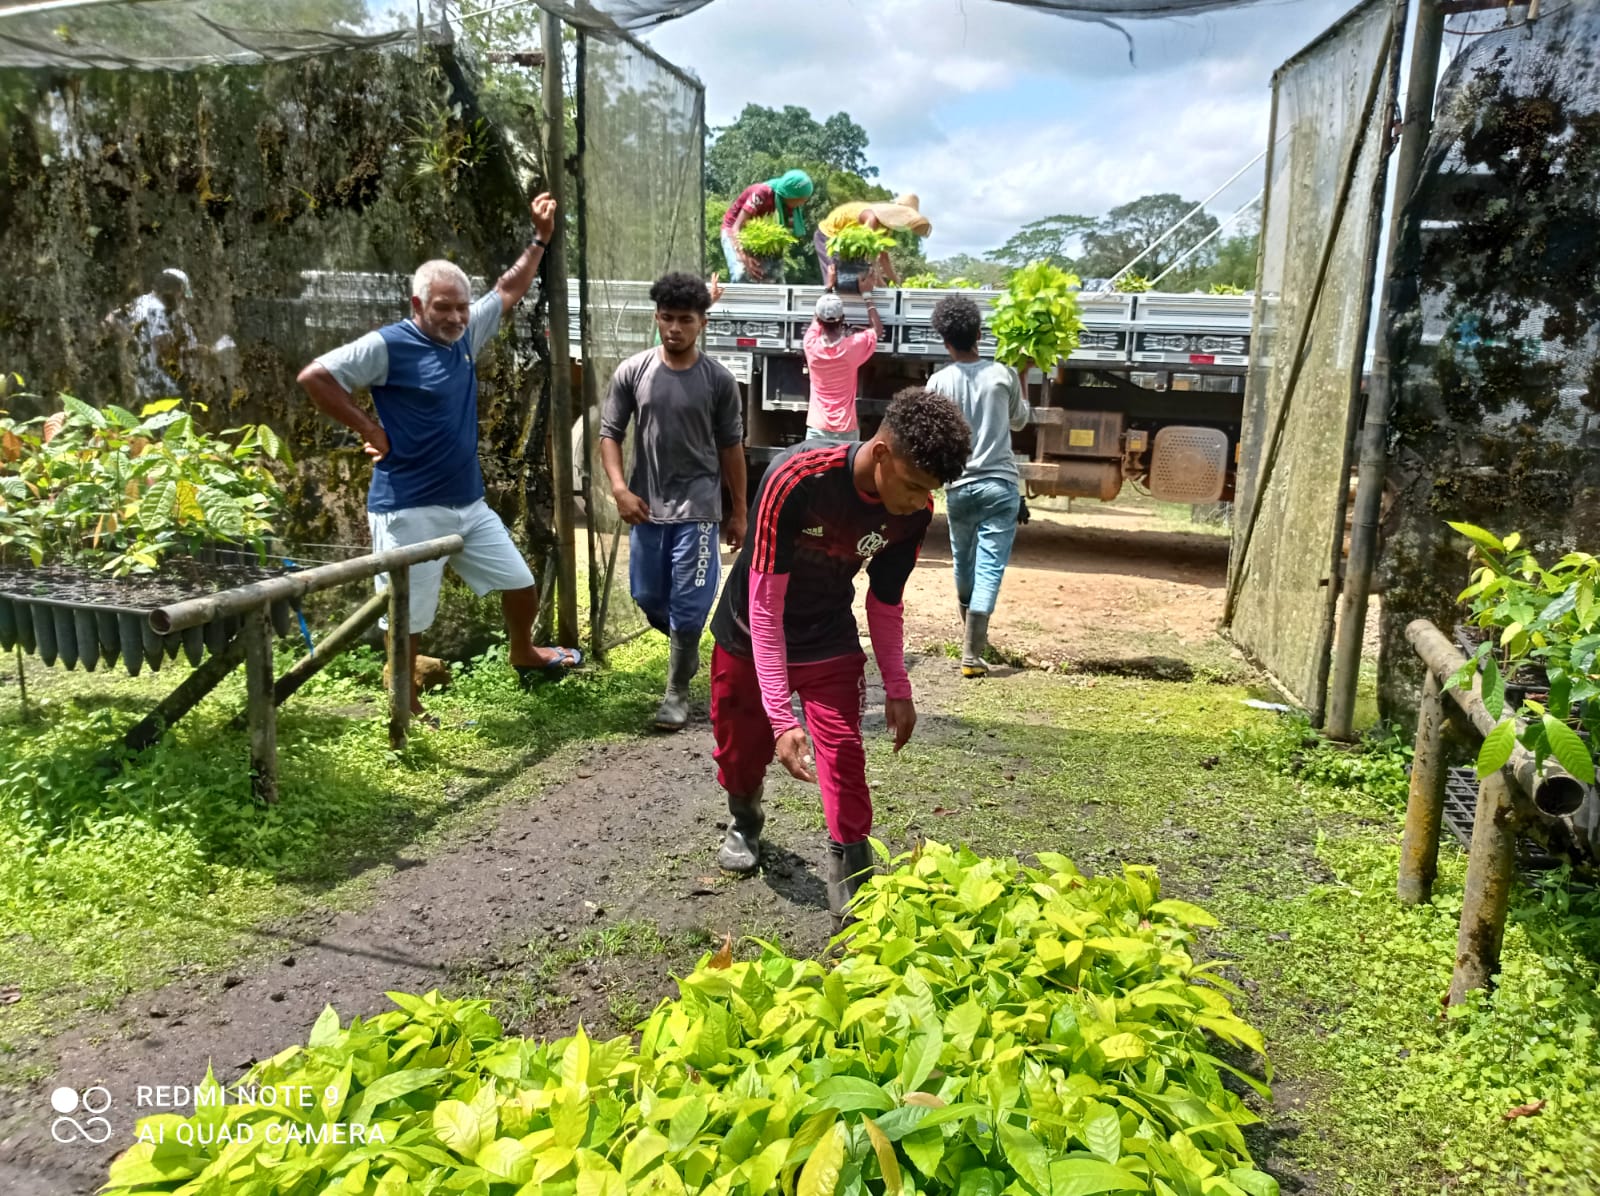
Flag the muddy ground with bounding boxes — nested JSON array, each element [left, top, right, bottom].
[[0, 502, 1333, 1194]]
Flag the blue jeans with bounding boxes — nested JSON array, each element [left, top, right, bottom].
[[630, 522, 721, 634], [946, 479, 1020, 616]]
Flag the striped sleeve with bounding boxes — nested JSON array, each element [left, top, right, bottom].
[[750, 447, 846, 574]]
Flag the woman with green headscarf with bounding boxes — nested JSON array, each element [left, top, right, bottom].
[[719, 169, 814, 283]]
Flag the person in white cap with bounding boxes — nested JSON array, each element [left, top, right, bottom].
[[105, 267, 200, 400], [802, 266, 884, 443]]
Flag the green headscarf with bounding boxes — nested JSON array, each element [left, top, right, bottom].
[[766, 169, 815, 236]]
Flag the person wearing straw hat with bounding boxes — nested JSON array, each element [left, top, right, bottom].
[[719, 168, 814, 283], [814, 193, 933, 285]]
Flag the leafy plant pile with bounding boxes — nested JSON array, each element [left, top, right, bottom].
[[991, 261, 1085, 375], [826, 223, 897, 264], [1444, 522, 1600, 785], [1206, 285, 1245, 297], [898, 274, 983, 291], [1111, 276, 1152, 294], [737, 216, 798, 260], [0, 395, 290, 577], [101, 842, 1276, 1196]]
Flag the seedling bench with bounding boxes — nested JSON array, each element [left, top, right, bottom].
[[0, 535, 463, 803]]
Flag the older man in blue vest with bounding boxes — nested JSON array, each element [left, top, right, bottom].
[[297, 194, 578, 720]]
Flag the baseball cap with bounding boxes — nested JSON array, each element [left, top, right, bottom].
[[815, 293, 845, 322]]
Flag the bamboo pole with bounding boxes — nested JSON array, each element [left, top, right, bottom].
[[1328, 0, 1447, 738], [271, 590, 388, 708], [1398, 668, 1447, 903], [388, 565, 411, 751], [124, 631, 247, 752], [1404, 619, 1587, 815], [242, 603, 278, 805], [149, 536, 462, 634], [1449, 771, 1519, 1003]]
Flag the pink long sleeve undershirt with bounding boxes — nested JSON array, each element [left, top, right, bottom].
[[749, 570, 912, 741]]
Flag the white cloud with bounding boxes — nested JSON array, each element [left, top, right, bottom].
[[647, 0, 1354, 257]]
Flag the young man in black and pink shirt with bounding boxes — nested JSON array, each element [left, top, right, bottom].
[[707, 388, 971, 930]]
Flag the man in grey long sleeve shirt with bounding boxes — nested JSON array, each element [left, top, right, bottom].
[[926, 295, 1030, 676]]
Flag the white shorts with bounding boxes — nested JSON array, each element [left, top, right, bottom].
[[368, 499, 536, 634]]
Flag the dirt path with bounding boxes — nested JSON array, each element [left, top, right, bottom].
[[902, 505, 1232, 668]]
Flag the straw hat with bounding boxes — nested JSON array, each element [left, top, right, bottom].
[[871, 193, 932, 238]]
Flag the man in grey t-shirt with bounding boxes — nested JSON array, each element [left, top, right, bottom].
[[600, 272, 747, 731]]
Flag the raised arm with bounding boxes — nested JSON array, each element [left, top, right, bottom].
[[494, 193, 557, 316], [858, 272, 886, 343]]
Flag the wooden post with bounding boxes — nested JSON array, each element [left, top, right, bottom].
[[1449, 771, 1520, 1004], [124, 632, 248, 751], [272, 590, 388, 708], [1398, 668, 1447, 904], [542, 7, 581, 650], [242, 603, 278, 805], [388, 565, 411, 751]]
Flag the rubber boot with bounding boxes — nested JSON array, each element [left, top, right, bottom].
[[961, 611, 991, 678], [654, 629, 701, 731], [716, 787, 765, 874], [826, 839, 877, 934]]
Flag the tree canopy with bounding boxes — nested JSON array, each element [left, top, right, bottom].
[[1076, 193, 1220, 282], [702, 108, 1255, 292]]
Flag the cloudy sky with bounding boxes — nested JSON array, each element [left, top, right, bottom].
[[645, 0, 1356, 261]]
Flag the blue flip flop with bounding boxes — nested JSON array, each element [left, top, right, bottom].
[[515, 646, 584, 689]]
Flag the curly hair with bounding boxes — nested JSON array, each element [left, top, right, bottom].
[[883, 387, 971, 485], [650, 271, 712, 313], [930, 294, 983, 352]]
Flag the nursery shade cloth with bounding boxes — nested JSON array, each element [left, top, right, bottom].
[[1224, 0, 1402, 725], [0, 0, 1308, 68], [575, 27, 706, 651]]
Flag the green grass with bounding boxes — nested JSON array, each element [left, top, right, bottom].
[[448, 919, 714, 1041], [0, 634, 680, 1061]]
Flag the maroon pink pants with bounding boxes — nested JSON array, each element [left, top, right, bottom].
[[710, 645, 872, 843]]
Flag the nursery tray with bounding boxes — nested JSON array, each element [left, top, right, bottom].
[[0, 554, 299, 677], [1443, 766, 1564, 874]]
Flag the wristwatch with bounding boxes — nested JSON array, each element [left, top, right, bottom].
[[532, 235, 549, 249]]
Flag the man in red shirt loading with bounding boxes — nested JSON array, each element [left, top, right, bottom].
[[706, 389, 972, 932]]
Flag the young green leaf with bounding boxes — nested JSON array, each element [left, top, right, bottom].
[[1481, 654, 1504, 720], [1475, 719, 1516, 778], [1541, 714, 1595, 785], [797, 1122, 847, 1196]]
